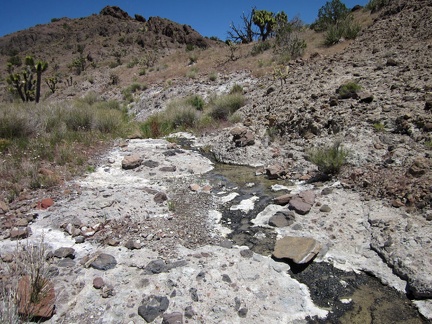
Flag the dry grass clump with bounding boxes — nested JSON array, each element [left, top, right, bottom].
[[0, 236, 53, 322], [0, 95, 130, 202], [307, 141, 349, 175], [140, 88, 246, 138]]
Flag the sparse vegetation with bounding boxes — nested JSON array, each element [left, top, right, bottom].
[[0, 97, 130, 200], [373, 122, 385, 132], [336, 81, 361, 99], [307, 141, 349, 175], [366, 0, 391, 13]]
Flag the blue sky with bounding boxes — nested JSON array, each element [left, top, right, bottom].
[[0, 0, 368, 40]]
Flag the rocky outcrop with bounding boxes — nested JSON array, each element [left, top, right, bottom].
[[99, 6, 131, 20]]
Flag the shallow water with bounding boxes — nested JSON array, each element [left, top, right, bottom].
[[204, 163, 427, 323]]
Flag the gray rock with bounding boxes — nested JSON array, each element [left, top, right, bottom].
[[184, 306, 195, 319], [154, 191, 168, 203], [238, 307, 248, 318], [162, 312, 183, 324], [159, 166, 177, 172], [138, 295, 169, 323], [273, 236, 321, 264], [240, 249, 253, 258], [93, 277, 104, 289], [189, 287, 199, 302], [121, 154, 142, 170], [90, 253, 117, 270], [124, 239, 141, 250], [320, 205, 331, 212], [144, 259, 168, 274], [53, 247, 75, 259], [269, 210, 295, 227], [143, 160, 159, 168]]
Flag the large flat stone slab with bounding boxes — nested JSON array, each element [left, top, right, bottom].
[[273, 236, 321, 264]]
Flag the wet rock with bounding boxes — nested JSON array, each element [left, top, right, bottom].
[[53, 247, 75, 259], [93, 277, 105, 289], [122, 154, 142, 170], [138, 295, 169, 323], [273, 236, 321, 264], [162, 312, 183, 324], [90, 253, 117, 270], [268, 210, 295, 227], [18, 276, 55, 320]]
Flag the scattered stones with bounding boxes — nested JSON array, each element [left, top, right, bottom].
[[273, 236, 322, 264], [407, 157, 429, 177], [90, 253, 117, 271], [230, 126, 255, 147], [288, 190, 316, 215], [121, 153, 143, 170]]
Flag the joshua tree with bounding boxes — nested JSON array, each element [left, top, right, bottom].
[[6, 55, 48, 103]]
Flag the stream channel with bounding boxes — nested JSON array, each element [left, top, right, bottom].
[[203, 162, 427, 323]]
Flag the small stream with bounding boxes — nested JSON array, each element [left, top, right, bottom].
[[204, 162, 427, 323]]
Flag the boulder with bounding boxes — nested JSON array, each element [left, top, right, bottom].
[[273, 236, 321, 264], [90, 253, 117, 270], [121, 154, 142, 170]]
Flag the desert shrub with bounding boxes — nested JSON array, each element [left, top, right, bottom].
[[78, 91, 99, 106], [373, 122, 385, 132], [324, 16, 361, 46], [209, 93, 245, 121], [229, 84, 244, 95], [209, 72, 218, 81], [0, 109, 34, 138], [366, 0, 391, 12], [64, 105, 93, 131], [188, 53, 198, 64], [312, 0, 350, 32], [251, 40, 271, 56], [337, 81, 361, 99], [93, 109, 124, 133], [185, 95, 205, 111], [186, 67, 198, 79], [140, 115, 174, 138], [307, 141, 349, 175], [169, 106, 200, 129]]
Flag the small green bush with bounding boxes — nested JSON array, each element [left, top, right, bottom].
[[185, 95, 205, 111], [366, 0, 391, 12], [324, 16, 361, 46], [373, 122, 385, 132], [229, 84, 243, 95], [337, 81, 361, 99], [209, 93, 245, 121], [209, 72, 218, 81], [307, 141, 349, 175], [251, 40, 271, 56]]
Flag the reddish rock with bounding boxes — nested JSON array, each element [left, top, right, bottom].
[[0, 201, 9, 214], [93, 277, 105, 289], [289, 198, 312, 215], [274, 194, 293, 205], [273, 236, 321, 264], [298, 190, 316, 205], [189, 184, 201, 192], [18, 276, 55, 320], [37, 198, 54, 209]]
